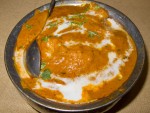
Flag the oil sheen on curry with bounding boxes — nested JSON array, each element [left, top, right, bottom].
[[14, 3, 137, 104]]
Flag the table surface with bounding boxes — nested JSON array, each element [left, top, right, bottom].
[[0, 0, 150, 113]]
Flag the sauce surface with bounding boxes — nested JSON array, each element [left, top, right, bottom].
[[14, 3, 137, 104]]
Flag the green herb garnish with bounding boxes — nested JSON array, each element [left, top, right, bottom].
[[40, 69, 51, 80], [70, 13, 85, 19], [88, 30, 100, 38], [19, 45, 24, 49], [41, 62, 46, 69], [94, 5, 101, 10], [25, 24, 32, 30], [41, 36, 51, 42], [71, 21, 85, 27], [48, 21, 58, 28], [84, 6, 90, 12]]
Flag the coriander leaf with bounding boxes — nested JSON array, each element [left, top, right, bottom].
[[84, 6, 90, 12], [78, 14, 85, 19], [19, 45, 24, 49], [48, 21, 58, 28], [70, 21, 84, 27], [25, 24, 32, 30], [41, 36, 51, 42], [70, 13, 85, 19], [94, 5, 101, 10], [88, 30, 99, 38], [41, 62, 46, 69], [40, 69, 51, 80]]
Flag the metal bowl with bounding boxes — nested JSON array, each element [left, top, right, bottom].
[[4, 0, 145, 112]]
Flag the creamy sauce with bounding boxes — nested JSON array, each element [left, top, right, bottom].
[[14, 3, 137, 104]]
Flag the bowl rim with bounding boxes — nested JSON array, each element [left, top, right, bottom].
[[4, 0, 145, 112]]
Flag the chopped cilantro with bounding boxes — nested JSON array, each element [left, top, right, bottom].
[[70, 21, 85, 27], [70, 13, 85, 19], [41, 36, 51, 42], [19, 45, 24, 49], [40, 69, 51, 80], [84, 6, 90, 12], [88, 30, 100, 38], [48, 21, 58, 28], [41, 62, 46, 69], [25, 24, 32, 30], [94, 5, 101, 10]]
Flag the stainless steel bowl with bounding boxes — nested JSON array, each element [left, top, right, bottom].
[[4, 0, 145, 112]]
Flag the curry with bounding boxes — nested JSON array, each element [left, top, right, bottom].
[[14, 3, 137, 104]]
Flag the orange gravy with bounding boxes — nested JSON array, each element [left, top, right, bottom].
[[15, 3, 137, 104]]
